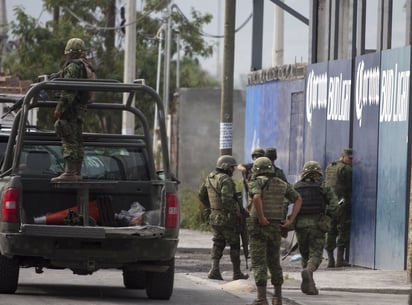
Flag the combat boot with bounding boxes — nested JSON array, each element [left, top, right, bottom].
[[249, 286, 268, 305], [51, 160, 82, 182], [335, 247, 350, 267], [327, 250, 335, 268], [207, 259, 223, 280], [232, 259, 249, 280], [74, 161, 83, 178], [301, 263, 319, 295], [272, 285, 282, 305]]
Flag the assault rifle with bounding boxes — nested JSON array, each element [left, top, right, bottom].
[[1, 95, 24, 119], [282, 241, 299, 261], [281, 230, 299, 261], [235, 191, 249, 269], [1, 70, 64, 119]]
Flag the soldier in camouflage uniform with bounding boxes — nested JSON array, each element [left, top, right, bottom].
[[247, 157, 302, 305], [324, 148, 353, 267], [265, 147, 290, 238], [265, 147, 288, 183], [198, 155, 249, 281], [237, 148, 265, 180], [51, 38, 92, 182], [294, 161, 339, 295]]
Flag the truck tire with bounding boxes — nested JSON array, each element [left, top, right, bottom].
[[145, 258, 174, 300], [122, 269, 145, 289], [0, 255, 19, 294]]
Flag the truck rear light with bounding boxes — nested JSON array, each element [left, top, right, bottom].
[[165, 193, 179, 228], [2, 188, 19, 223]]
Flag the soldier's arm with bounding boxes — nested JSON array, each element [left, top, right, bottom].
[[323, 186, 339, 218], [338, 165, 352, 199], [252, 193, 269, 226], [56, 63, 83, 114], [220, 176, 238, 213], [237, 163, 247, 173], [248, 178, 269, 226], [281, 185, 302, 227], [198, 183, 210, 208]]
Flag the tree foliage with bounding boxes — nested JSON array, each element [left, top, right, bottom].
[[3, 1, 219, 132]]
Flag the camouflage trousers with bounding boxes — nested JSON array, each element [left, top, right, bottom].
[[325, 204, 351, 250], [295, 224, 325, 269], [247, 218, 283, 287], [54, 118, 84, 162], [210, 225, 241, 262]]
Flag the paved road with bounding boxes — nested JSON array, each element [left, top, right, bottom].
[[1, 235, 410, 305]]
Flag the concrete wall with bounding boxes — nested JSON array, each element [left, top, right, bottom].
[[177, 88, 245, 190]]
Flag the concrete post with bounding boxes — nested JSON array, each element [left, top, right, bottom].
[[122, 0, 136, 135], [220, 0, 236, 156]]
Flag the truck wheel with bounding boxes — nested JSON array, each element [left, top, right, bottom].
[[0, 255, 19, 294], [145, 258, 174, 300], [122, 269, 145, 289]]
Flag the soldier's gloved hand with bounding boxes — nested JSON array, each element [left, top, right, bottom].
[[54, 110, 61, 119]]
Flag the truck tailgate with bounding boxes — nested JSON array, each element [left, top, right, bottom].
[[20, 224, 165, 239]]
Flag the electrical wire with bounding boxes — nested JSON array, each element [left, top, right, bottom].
[[172, 4, 253, 39]]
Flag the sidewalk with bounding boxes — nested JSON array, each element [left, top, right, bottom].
[[178, 229, 412, 305]]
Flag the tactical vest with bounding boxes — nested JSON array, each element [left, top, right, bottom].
[[250, 177, 286, 220], [324, 161, 345, 197], [205, 172, 224, 210], [294, 180, 324, 215]]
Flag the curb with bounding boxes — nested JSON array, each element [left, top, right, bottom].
[[177, 247, 211, 254]]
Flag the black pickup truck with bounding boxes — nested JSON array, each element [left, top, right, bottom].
[[0, 79, 179, 300]]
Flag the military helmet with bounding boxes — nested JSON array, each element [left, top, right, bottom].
[[251, 148, 265, 159], [342, 148, 353, 157], [252, 157, 274, 175], [64, 38, 86, 55], [302, 161, 323, 178], [216, 155, 237, 171], [265, 147, 277, 161]]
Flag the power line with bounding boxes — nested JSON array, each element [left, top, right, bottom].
[[172, 4, 253, 38], [62, 4, 252, 39]]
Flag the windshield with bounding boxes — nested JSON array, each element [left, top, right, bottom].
[[18, 144, 150, 181]]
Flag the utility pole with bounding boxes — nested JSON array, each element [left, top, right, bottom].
[[220, 0, 236, 156], [162, 1, 173, 158], [272, 0, 284, 66], [153, 22, 165, 168], [163, 1, 172, 126], [122, 0, 136, 135], [216, 1, 222, 80]]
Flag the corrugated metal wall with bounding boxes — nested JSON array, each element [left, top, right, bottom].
[[351, 52, 380, 268], [243, 79, 304, 183], [375, 47, 410, 270], [245, 46, 411, 270]]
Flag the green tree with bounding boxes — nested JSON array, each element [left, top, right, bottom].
[[3, 1, 219, 131]]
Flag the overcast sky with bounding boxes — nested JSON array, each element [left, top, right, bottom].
[[5, 1, 409, 88]]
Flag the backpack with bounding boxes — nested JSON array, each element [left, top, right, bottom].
[[64, 58, 97, 102], [64, 58, 96, 81], [77, 58, 97, 80]]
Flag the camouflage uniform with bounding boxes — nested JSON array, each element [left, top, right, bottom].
[[293, 161, 339, 295], [265, 147, 288, 183], [52, 38, 91, 182], [55, 60, 88, 162], [198, 155, 248, 281], [324, 148, 353, 267], [239, 148, 265, 181], [247, 157, 301, 305]]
